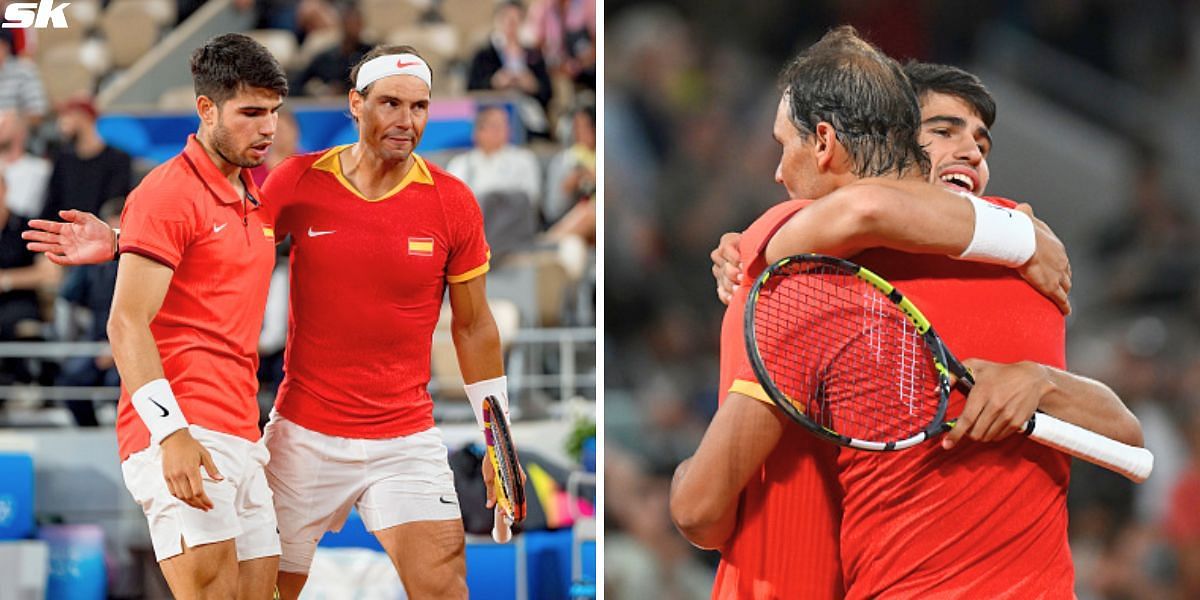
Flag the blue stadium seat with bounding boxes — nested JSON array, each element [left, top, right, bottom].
[[0, 453, 35, 540]]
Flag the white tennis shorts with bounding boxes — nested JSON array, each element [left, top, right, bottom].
[[262, 411, 462, 574], [121, 425, 280, 562]]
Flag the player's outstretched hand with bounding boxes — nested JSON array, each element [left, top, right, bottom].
[[160, 429, 224, 511], [944, 358, 1049, 450], [1013, 203, 1071, 315], [480, 456, 527, 510], [710, 232, 743, 305], [23, 210, 116, 266]]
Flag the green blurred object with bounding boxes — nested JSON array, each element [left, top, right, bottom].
[[565, 417, 596, 464]]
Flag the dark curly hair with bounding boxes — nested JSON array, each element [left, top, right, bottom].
[[190, 33, 288, 105]]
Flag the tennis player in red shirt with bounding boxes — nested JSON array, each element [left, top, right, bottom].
[[26, 45, 516, 600], [258, 45, 512, 599], [672, 30, 1143, 598], [107, 34, 285, 599]]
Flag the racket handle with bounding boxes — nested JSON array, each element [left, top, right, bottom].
[[1025, 412, 1154, 483], [492, 506, 513, 544]]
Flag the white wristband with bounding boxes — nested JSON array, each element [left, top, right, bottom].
[[131, 378, 189, 445], [464, 375, 510, 431], [956, 194, 1036, 267]]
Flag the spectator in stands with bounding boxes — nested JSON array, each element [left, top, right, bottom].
[[467, 2, 552, 116], [447, 106, 541, 204], [0, 29, 47, 124], [0, 110, 51, 219], [0, 174, 60, 383], [41, 98, 132, 221], [447, 106, 542, 261], [544, 102, 594, 236], [290, 3, 371, 97], [251, 110, 300, 185], [236, 0, 337, 43], [526, 0, 595, 90], [56, 197, 123, 426]]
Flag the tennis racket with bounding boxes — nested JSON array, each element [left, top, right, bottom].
[[483, 395, 526, 543], [744, 254, 1154, 483]]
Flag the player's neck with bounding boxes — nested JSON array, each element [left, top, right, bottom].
[[195, 131, 243, 185], [343, 144, 414, 195]]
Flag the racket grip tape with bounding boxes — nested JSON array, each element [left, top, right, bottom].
[[492, 506, 512, 543], [1025, 412, 1154, 483]]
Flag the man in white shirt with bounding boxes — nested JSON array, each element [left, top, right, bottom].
[[0, 110, 50, 219], [446, 106, 541, 207]]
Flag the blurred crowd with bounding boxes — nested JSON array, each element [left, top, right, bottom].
[[1, 0, 597, 429], [604, 1, 1200, 599]]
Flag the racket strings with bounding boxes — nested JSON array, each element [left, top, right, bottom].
[[754, 262, 942, 443]]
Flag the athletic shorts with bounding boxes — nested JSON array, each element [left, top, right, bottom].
[[121, 425, 280, 562], [262, 411, 462, 574]]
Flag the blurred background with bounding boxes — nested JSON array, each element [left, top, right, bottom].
[[0, 0, 595, 598], [604, 0, 1200, 598]]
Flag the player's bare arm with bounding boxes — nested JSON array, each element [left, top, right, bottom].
[[670, 393, 786, 550], [23, 209, 117, 265], [713, 180, 1072, 313], [108, 253, 224, 511], [944, 358, 1143, 449], [448, 275, 527, 504]]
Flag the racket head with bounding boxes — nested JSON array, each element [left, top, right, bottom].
[[483, 395, 526, 524], [744, 254, 953, 450]]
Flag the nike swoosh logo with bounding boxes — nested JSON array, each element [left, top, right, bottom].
[[213, 223, 227, 233], [396, 60, 422, 69], [149, 396, 169, 418], [439, 495, 457, 505], [308, 227, 336, 237]]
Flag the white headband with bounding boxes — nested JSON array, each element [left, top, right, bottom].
[[355, 53, 432, 91]]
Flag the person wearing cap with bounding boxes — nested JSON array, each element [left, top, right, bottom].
[[41, 97, 132, 221], [23, 43, 516, 599]]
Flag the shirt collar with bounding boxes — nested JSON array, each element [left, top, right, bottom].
[[181, 134, 263, 207], [312, 144, 434, 201]]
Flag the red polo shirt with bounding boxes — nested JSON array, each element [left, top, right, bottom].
[[116, 135, 277, 460]]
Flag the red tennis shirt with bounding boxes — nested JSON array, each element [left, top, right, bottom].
[[836, 196, 1073, 599], [262, 148, 490, 438], [714, 199, 844, 600], [116, 135, 276, 460]]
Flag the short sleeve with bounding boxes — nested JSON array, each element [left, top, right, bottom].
[[725, 291, 773, 406], [261, 157, 305, 240], [445, 182, 491, 284], [118, 185, 196, 269]]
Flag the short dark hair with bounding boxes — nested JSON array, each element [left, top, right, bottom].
[[350, 45, 430, 97], [190, 33, 288, 105], [778, 26, 928, 178], [903, 61, 996, 128]]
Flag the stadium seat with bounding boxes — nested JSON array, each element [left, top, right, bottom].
[[439, 0, 494, 50], [108, 0, 176, 27], [31, 20, 86, 54], [100, 2, 161, 69], [37, 52, 96, 106], [358, 0, 423, 44], [292, 28, 342, 73], [246, 29, 299, 69], [0, 453, 35, 540], [386, 24, 459, 63]]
